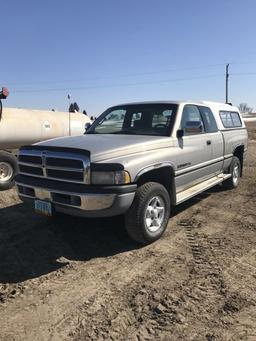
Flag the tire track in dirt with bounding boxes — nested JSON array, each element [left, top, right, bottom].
[[70, 204, 252, 341], [179, 219, 225, 299], [177, 189, 256, 340]]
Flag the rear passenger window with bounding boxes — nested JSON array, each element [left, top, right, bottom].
[[230, 112, 242, 127], [199, 106, 218, 133], [220, 112, 233, 128], [220, 111, 242, 128]]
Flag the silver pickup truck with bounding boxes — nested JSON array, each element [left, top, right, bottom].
[[16, 101, 248, 244]]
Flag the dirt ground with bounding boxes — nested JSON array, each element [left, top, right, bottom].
[[0, 123, 255, 341]]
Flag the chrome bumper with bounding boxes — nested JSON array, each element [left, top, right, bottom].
[[17, 182, 136, 217], [17, 185, 116, 211]]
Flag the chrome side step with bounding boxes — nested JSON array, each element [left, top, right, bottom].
[[176, 173, 231, 205]]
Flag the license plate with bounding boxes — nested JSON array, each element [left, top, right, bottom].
[[35, 200, 52, 216]]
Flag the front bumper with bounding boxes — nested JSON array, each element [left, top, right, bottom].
[[16, 174, 136, 217]]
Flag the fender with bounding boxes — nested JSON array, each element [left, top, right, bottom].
[[134, 162, 176, 182], [232, 143, 244, 154], [134, 162, 177, 204]]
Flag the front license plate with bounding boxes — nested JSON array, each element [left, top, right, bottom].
[[35, 200, 52, 216]]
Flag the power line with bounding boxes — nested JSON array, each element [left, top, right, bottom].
[[12, 74, 224, 94], [229, 61, 256, 65], [5, 60, 256, 86], [231, 72, 256, 76], [15, 71, 256, 94], [5, 63, 226, 86]]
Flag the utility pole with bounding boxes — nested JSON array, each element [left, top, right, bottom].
[[225, 63, 229, 104], [67, 94, 71, 136]]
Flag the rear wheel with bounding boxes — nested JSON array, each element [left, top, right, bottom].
[[223, 156, 241, 189], [0, 152, 17, 191], [125, 182, 170, 244]]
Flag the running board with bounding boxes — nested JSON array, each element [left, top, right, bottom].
[[176, 173, 231, 205]]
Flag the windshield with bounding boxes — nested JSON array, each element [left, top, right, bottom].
[[87, 103, 178, 136]]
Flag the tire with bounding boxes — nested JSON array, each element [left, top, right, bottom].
[[125, 182, 171, 244], [0, 151, 18, 191], [223, 156, 241, 189]]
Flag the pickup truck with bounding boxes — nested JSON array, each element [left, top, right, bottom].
[[16, 101, 248, 244]]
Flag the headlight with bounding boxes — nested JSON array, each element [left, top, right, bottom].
[[91, 170, 131, 185]]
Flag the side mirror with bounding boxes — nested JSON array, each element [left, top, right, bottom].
[[184, 121, 203, 134], [84, 122, 91, 133], [176, 129, 184, 138]]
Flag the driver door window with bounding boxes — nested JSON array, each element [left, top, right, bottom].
[[180, 105, 204, 135]]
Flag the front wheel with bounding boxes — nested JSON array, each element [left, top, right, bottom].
[[0, 152, 18, 191], [223, 156, 241, 189], [125, 182, 171, 244]]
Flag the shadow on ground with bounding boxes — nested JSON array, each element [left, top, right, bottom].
[[0, 184, 226, 284], [0, 201, 140, 283]]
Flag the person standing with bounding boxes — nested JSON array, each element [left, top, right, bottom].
[[0, 87, 9, 99], [0, 87, 9, 121]]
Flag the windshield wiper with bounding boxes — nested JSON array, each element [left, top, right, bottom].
[[87, 130, 138, 135], [111, 130, 137, 135], [86, 131, 99, 134]]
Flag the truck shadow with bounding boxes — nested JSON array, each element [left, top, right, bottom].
[[0, 201, 139, 284], [0, 185, 225, 284]]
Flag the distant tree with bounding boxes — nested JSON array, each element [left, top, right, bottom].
[[69, 102, 80, 113], [238, 103, 253, 114], [69, 103, 74, 113], [73, 102, 79, 112]]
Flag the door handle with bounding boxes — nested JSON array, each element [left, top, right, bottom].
[[206, 140, 211, 145]]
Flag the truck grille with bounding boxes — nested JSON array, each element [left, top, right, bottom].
[[18, 147, 90, 184]]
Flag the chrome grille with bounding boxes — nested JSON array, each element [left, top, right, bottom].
[[18, 148, 90, 184], [19, 155, 42, 165], [19, 164, 44, 176]]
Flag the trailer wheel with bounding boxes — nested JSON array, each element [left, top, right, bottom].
[[0, 152, 18, 191]]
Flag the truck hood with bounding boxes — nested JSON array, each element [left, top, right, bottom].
[[36, 134, 173, 162]]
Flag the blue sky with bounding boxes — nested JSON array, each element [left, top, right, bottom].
[[1, 0, 256, 115]]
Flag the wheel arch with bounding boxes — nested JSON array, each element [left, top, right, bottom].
[[233, 144, 244, 176], [134, 163, 176, 204]]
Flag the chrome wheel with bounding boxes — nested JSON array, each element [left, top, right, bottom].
[[233, 163, 239, 186], [144, 196, 165, 233], [0, 162, 13, 183]]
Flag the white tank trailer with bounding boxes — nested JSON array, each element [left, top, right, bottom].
[[0, 89, 91, 190]]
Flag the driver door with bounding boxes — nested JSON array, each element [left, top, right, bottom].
[[174, 104, 214, 193]]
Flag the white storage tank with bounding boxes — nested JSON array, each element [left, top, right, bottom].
[[0, 106, 91, 190]]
